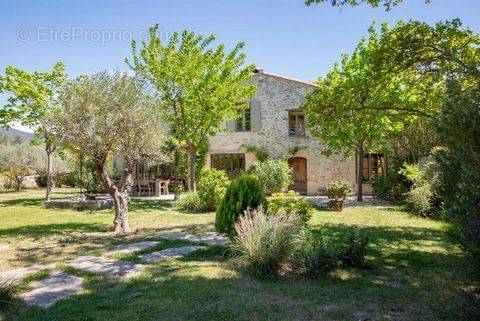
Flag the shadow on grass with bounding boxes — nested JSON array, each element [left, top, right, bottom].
[[7, 240, 479, 321], [0, 197, 45, 207], [0, 222, 109, 239]]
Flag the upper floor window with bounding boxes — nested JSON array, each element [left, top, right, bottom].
[[362, 153, 385, 182], [289, 111, 305, 136], [236, 106, 251, 132]]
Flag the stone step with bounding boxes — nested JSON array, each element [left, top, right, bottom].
[[105, 241, 159, 255], [67, 255, 145, 279], [21, 271, 84, 308], [139, 246, 204, 263], [0, 264, 55, 284], [154, 232, 230, 246]]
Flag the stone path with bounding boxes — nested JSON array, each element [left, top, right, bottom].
[[21, 272, 84, 308], [139, 246, 204, 263], [105, 241, 159, 255], [67, 256, 146, 279], [0, 243, 11, 252], [155, 232, 230, 246], [0, 264, 55, 284]]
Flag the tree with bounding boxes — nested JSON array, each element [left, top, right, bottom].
[[0, 142, 44, 191], [434, 81, 480, 256], [128, 25, 256, 191], [54, 71, 168, 233], [0, 62, 67, 201], [302, 26, 439, 201], [305, 0, 430, 10]]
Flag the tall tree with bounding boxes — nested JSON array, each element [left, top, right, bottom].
[[0, 62, 66, 201], [305, 0, 430, 10], [128, 25, 256, 191], [302, 26, 439, 201], [54, 71, 168, 233]]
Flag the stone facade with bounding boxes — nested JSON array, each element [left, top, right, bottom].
[[206, 71, 358, 195]]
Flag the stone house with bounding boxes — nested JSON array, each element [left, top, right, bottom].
[[206, 69, 384, 195]]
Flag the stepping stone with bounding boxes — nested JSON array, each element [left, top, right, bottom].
[[105, 241, 159, 255], [139, 246, 204, 263], [22, 271, 84, 308], [0, 264, 55, 284], [67, 256, 145, 279], [155, 232, 230, 246]]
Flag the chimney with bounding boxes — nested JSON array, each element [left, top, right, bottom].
[[253, 68, 264, 74]]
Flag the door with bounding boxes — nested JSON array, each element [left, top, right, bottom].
[[288, 157, 307, 194]]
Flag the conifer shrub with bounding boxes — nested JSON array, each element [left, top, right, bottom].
[[215, 175, 267, 238]]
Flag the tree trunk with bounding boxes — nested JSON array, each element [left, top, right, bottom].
[[356, 146, 364, 202], [187, 147, 197, 192], [45, 144, 54, 201], [111, 190, 131, 233]]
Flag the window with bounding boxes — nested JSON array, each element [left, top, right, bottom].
[[236, 106, 251, 132], [289, 111, 305, 136], [211, 153, 245, 178], [361, 153, 385, 182]]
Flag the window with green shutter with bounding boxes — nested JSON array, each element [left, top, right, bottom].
[[235, 106, 251, 132]]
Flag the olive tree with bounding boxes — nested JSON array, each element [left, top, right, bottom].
[[54, 71, 167, 233], [0, 142, 44, 191], [128, 25, 256, 191]]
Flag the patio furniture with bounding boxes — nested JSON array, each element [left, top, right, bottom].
[[159, 179, 170, 195], [137, 181, 152, 197]]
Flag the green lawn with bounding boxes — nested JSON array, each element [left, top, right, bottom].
[[0, 189, 478, 321]]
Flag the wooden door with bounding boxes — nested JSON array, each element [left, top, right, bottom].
[[288, 157, 307, 194]]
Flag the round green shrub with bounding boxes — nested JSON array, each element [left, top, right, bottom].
[[248, 159, 292, 195], [174, 192, 202, 212], [326, 180, 353, 200], [215, 175, 267, 238], [197, 168, 230, 211]]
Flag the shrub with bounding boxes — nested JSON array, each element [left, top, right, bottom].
[[197, 168, 230, 211], [0, 277, 16, 309], [326, 180, 353, 201], [174, 192, 202, 212], [405, 183, 433, 217], [215, 175, 267, 238], [341, 229, 369, 267], [171, 182, 184, 200], [248, 159, 292, 195], [268, 190, 313, 224], [372, 171, 410, 201], [231, 207, 307, 276], [304, 240, 341, 273]]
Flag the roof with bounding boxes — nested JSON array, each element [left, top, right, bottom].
[[253, 69, 318, 87]]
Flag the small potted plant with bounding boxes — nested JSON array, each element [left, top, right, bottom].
[[326, 180, 353, 212]]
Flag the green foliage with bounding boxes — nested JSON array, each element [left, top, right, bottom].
[[197, 168, 230, 212], [304, 240, 341, 273], [341, 229, 369, 267], [405, 184, 433, 217], [434, 81, 480, 256], [268, 191, 313, 224], [231, 208, 307, 276], [398, 163, 425, 186], [215, 175, 267, 238], [0, 277, 17, 309], [244, 145, 269, 162], [326, 180, 353, 200], [174, 192, 203, 212], [248, 159, 292, 195], [372, 171, 409, 201], [305, 0, 429, 11], [128, 24, 256, 190]]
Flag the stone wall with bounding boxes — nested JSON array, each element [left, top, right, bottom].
[[207, 72, 358, 195]]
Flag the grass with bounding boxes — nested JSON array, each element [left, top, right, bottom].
[[0, 188, 479, 321]]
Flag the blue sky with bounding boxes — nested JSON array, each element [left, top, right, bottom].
[[1, 0, 479, 131]]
